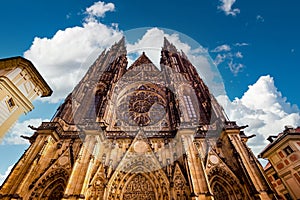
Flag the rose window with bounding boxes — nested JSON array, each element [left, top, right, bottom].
[[117, 88, 166, 126]]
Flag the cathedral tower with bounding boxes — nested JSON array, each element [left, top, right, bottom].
[[0, 37, 276, 200]]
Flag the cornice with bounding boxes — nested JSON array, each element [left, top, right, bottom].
[[0, 56, 52, 97], [0, 76, 33, 112]]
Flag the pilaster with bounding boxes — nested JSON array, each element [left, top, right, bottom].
[[63, 134, 96, 199], [222, 128, 273, 199], [180, 130, 213, 200]]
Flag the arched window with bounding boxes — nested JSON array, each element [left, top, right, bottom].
[[183, 95, 196, 118]]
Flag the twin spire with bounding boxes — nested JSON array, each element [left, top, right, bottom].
[[113, 36, 178, 52], [108, 36, 181, 71]]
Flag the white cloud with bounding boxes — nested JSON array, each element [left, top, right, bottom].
[[228, 60, 244, 75], [1, 118, 47, 145], [0, 165, 13, 185], [217, 75, 300, 156], [24, 23, 223, 103], [256, 15, 265, 22], [212, 44, 245, 75], [85, 1, 115, 22], [24, 20, 122, 103], [24, 1, 224, 103], [127, 28, 166, 67], [211, 44, 231, 52], [234, 42, 249, 47], [127, 28, 192, 66], [213, 52, 245, 75], [235, 51, 243, 58], [218, 0, 240, 16], [214, 54, 226, 66]]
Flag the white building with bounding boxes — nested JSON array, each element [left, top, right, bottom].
[[0, 56, 52, 138]]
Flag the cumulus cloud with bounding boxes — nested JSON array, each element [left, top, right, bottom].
[[217, 75, 300, 156], [23, 0, 226, 104], [24, 18, 122, 103], [1, 118, 47, 145], [24, 19, 225, 103], [85, 1, 115, 22], [218, 0, 240, 16], [0, 165, 13, 185], [127, 28, 194, 66]]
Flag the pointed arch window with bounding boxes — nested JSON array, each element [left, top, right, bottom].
[[170, 56, 180, 72], [183, 95, 196, 118]]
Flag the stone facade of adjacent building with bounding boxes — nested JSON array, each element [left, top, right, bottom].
[[259, 126, 300, 200]]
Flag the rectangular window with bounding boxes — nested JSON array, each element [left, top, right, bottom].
[[284, 193, 293, 200], [183, 95, 196, 118], [171, 56, 177, 64], [272, 173, 279, 180], [283, 146, 294, 156], [7, 97, 15, 109]]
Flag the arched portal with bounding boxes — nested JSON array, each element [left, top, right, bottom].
[[40, 178, 67, 200], [106, 163, 170, 200], [211, 182, 231, 200], [208, 167, 249, 200], [29, 169, 69, 200], [47, 181, 65, 200]]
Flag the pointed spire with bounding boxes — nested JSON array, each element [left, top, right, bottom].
[[180, 49, 188, 60], [110, 36, 126, 55], [163, 37, 178, 53], [52, 36, 128, 123]]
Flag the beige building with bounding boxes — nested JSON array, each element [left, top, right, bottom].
[[259, 126, 300, 200], [0, 56, 52, 138], [0, 38, 277, 199]]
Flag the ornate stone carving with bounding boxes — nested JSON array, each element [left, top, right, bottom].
[[29, 169, 69, 200], [123, 174, 156, 200], [117, 85, 166, 126], [208, 167, 248, 200]]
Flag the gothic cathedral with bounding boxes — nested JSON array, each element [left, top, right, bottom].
[[0, 37, 276, 199]]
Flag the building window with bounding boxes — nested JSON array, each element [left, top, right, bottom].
[[284, 193, 293, 200], [183, 95, 196, 118], [6, 97, 15, 109], [272, 173, 279, 180], [283, 146, 294, 156]]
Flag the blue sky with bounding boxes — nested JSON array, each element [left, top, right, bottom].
[[1, 0, 300, 183]]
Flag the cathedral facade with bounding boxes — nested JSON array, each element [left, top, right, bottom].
[[0, 38, 276, 200]]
